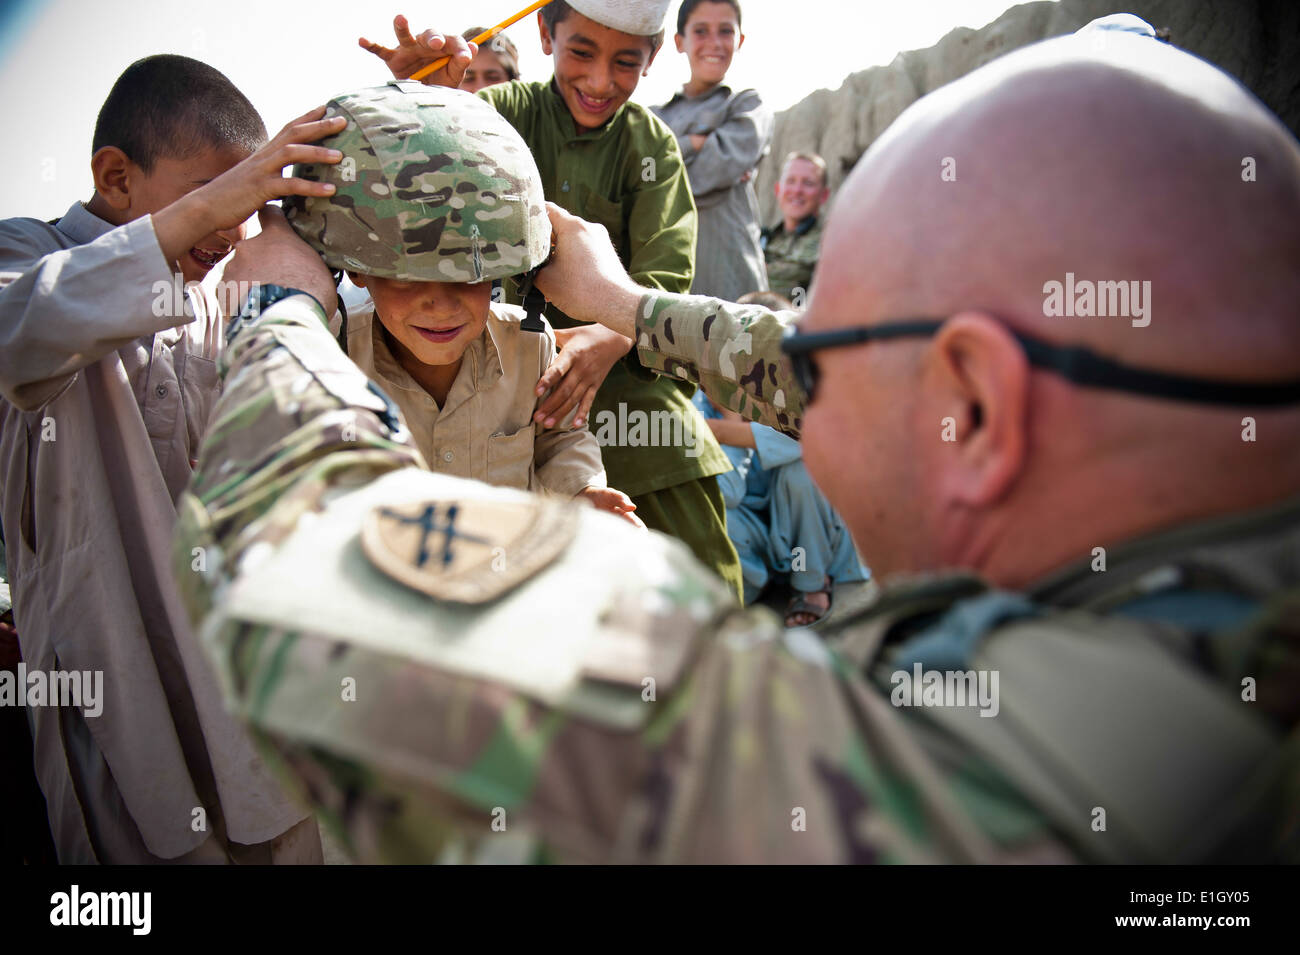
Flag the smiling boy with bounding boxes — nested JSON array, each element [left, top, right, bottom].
[[655, 0, 772, 301], [361, 2, 743, 597]]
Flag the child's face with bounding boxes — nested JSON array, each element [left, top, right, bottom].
[[357, 274, 492, 367], [462, 47, 511, 94], [539, 10, 658, 133], [675, 2, 742, 86], [128, 145, 252, 284]]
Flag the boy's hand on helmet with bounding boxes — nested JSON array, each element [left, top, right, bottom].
[[359, 15, 476, 87], [535, 325, 632, 429]]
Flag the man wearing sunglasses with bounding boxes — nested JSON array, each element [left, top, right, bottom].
[[177, 24, 1298, 862]]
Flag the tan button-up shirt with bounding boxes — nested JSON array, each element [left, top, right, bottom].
[[347, 300, 606, 498], [0, 202, 307, 861]]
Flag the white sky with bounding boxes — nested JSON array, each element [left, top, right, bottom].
[[0, 0, 1033, 219]]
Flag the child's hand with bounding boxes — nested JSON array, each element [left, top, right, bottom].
[[578, 486, 645, 529], [359, 14, 476, 87], [535, 325, 633, 429], [153, 107, 346, 268]]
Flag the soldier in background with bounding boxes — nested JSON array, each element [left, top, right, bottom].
[[760, 151, 828, 305], [177, 28, 1299, 863]]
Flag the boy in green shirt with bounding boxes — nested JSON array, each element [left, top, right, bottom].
[[361, 4, 742, 596]]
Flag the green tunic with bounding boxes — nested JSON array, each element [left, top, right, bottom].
[[479, 80, 732, 498]]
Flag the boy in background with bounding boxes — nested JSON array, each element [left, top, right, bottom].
[[460, 26, 521, 92], [361, 3, 744, 598], [0, 54, 343, 862], [655, 0, 772, 302]]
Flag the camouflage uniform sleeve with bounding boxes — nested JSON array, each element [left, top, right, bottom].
[[171, 292, 423, 628], [634, 290, 806, 436]]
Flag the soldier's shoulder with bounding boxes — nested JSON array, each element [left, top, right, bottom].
[[210, 467, 736, 731]]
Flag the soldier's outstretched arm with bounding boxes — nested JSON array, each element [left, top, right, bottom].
[[535, 203, 807, 437]]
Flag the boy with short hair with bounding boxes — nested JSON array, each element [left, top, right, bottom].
[[361, 3, 744, 598], [0, 54, 343, 863]]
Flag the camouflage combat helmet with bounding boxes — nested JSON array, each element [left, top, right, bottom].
[[285, 81, 550, 283]]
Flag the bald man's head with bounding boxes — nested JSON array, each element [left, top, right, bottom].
[[799, 31, 1300, 586]]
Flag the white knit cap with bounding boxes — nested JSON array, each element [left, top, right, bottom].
[[565, 0, 671, 36]]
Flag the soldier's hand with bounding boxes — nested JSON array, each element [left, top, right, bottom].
[[222, 207, 338, 321], [577, 486, 646, 529], [535, 325, 632, 429], [534, 203, 642, 339], [153, 107, 346, 269], [359, 14, 476, 87]]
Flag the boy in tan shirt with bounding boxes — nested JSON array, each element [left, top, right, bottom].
[[289, 82, 640, 524]]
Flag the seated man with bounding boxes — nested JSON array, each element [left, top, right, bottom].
[[694, 387, 867, 624], [760, 150, 829, 305], [286, 83, 639, 524]]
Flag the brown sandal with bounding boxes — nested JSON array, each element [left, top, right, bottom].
[[784, 576, 833, 628]]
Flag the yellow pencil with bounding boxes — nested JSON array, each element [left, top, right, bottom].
[[410, 0, 556, 82]]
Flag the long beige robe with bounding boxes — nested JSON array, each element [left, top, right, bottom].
[[0, 201, 314, 862]]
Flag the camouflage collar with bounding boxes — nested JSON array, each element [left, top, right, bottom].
[[791, 213, 820, 237], [1026, 493, 1300, 609], [765, 213, 820, 241]]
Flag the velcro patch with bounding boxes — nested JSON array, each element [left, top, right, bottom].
[[361, 496, 578, 604]]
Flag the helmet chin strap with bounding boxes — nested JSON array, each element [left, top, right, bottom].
[[512, 238, 556, 334]]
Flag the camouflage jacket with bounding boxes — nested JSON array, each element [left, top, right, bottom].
[[175, 291, 1298, 864], [760, 215, 822, 305]]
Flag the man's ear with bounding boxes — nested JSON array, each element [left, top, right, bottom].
[[538, 11, 554, 55], [928, 311, 1029, 508], [345, 270, 367, 289], [819, 186, 831, 206], [90, 146, 133, 213]]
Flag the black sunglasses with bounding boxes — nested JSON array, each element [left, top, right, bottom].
[[780, 319, 1300, 407]]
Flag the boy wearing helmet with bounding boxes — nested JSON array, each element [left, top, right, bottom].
[[287, 82, 640, 522]]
